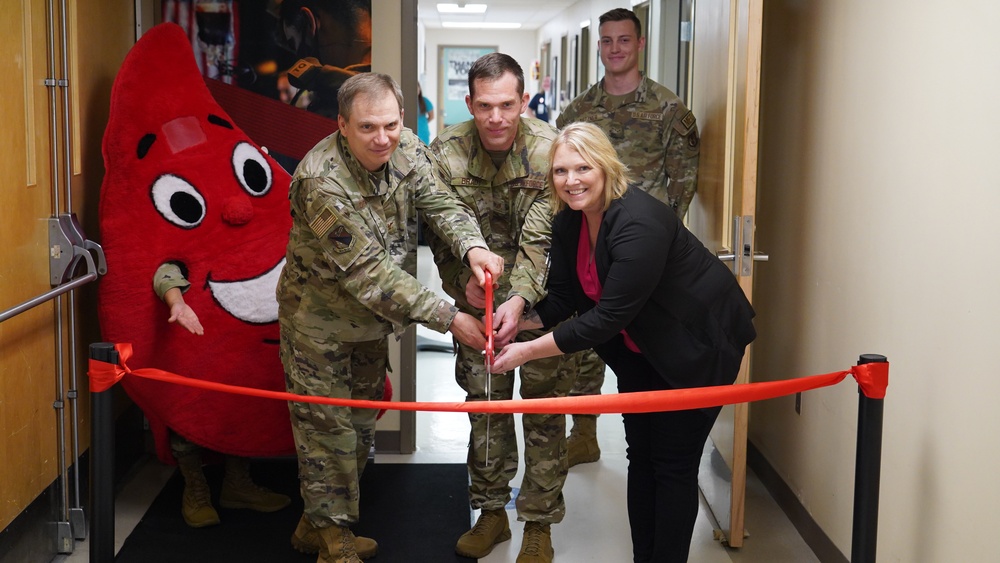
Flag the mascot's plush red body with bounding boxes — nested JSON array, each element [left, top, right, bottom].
[[98, 23, 295, 462]]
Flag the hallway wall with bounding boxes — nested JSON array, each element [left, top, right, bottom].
[[422, 27, 539, 136], [752, 1, 1000, 560]]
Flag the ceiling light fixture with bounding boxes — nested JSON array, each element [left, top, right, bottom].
[[437, 3, 488, 14], [442, 22, 522, 29]]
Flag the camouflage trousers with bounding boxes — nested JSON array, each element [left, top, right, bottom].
[[280, 327, 387, 527], [570, 348, 607, 399], [456, 330, 578, 523]]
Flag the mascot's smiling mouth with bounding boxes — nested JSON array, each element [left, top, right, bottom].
[[206, 258, 285, 324]]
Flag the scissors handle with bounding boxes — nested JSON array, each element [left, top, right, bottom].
[[484, 270, 494, 366]]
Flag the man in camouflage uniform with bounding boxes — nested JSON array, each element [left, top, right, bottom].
[[556, 7, 701, 468], [427, 53, 576, 563], [277, 73, 504, 563]]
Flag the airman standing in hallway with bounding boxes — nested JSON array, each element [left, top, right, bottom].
[[277, 72, 503, 563], [557, 7, 701, 468], [427, 53, 577, 563]]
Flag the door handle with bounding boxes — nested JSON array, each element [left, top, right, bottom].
[[716, 250, 767, 263], [718, 216, 769, 275]]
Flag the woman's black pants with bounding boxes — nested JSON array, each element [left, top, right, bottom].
[[602, 338, 724, 563]]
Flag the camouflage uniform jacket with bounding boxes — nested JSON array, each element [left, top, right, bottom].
[[277, 128, 487, 342], [152, 262, 190, 299], [428, 118, 556, 311], [557, 75, 700, 218]]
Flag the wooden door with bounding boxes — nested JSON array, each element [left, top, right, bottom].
[[2, 1, 133, 556], [686, 0, 764, 548], [0, 0, 62, 534]]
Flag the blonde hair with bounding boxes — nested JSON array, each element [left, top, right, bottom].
[[547, 122, 630, 216]]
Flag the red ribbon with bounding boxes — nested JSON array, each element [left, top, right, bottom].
[[853, 361, 889, 399], [87, 343, 888, 414]]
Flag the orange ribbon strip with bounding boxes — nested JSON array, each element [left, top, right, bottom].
[[852, 361, 889, 399], [87, 343, 887, 414]]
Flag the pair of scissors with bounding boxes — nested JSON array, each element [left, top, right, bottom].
[[484, 270, 495, 368], [483, 270, 494, 466]]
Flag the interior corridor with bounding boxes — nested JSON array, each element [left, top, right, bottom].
[[54, 247, 819, 562]]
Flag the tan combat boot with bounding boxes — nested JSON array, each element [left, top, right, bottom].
[[316, 525, 362, 563], [567, 414, 601, 467], [218, 456, 291, 512], [176, 454, 220, 528], [455, 508, 511, 558], [516, 521, 554, 563], [291, 514, 378, 559]]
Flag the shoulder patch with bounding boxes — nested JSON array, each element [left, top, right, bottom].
[[675, 110, 697, 135], [329, 225, 355, 253], [309, 208, 336, 237]]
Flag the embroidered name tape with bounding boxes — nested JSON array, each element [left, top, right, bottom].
[[631, 111, 663, 121]]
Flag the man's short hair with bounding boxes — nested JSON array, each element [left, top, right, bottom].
[[599, 7, 642, 37], [337, 72, 404, 121], [467, 52, 525, 98]]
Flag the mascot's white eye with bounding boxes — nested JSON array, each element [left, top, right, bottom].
[[232, 142, 272, 197], [150, 174, 207, 229]]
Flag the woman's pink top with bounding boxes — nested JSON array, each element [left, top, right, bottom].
[[576, 217, 641, 353]]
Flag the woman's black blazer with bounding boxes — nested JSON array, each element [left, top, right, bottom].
[[536, 187, 757, 390]]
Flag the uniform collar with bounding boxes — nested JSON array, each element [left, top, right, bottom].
[[466, 119, 529, 181], [336, 131, 416, 197], [595, 73, 652, 109]]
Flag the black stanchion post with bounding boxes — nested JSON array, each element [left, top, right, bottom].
[[89, 343, 117, 563], [851, 353, 887, 563]]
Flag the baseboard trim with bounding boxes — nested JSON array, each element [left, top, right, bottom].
[[747, 441, 849, 563]]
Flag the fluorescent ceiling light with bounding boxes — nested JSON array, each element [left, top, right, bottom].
[[442, 22, 522, 29], [437, 3, 487, 14]]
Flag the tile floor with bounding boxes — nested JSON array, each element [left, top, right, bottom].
[[56, 249, 819, 562]]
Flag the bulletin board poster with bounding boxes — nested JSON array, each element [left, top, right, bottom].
[[439, 46, 497, 128]]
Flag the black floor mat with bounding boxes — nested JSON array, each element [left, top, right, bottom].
[[115, 458, 476, 562]]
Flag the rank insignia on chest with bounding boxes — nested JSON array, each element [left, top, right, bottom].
[[329, 225, 355, 252]]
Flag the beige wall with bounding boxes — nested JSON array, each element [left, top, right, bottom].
[[752, 1, 1000, 560], [372, 1, 405, 435]]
